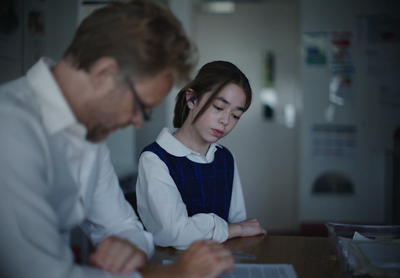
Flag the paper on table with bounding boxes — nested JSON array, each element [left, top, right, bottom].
[[353, 231, 374, 241], [353, 230, 400, 243], [162, 261, 298, 278], [352, 231, 400, 268], [338, 231, 400, 277], [355, 242, 400, 269], [218, 264, 298, 278]]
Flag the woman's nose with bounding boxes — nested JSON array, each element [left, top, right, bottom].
[[219, 112, 229, 126]]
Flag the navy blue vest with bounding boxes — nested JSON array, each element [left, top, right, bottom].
[[142, 142, 234, 221]]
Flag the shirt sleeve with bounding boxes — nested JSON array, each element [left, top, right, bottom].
[[136, 151, 229, 250], [80, 143, 154, 258], [228, 157, 247, 223], [0, 105, 143, 278]]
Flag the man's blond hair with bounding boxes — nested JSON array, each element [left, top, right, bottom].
[[63, 0, 197, 85]]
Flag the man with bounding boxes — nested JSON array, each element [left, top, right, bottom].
[[0, 1, 234, 277]]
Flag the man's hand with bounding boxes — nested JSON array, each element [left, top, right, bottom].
[[89, 236, 147, 276], [140, 240, 234, 278], [228, 218, 267, 239], [174, 240, 234, 278]]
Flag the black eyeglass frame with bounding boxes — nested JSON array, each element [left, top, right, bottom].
[[124, 76, 152, 122]]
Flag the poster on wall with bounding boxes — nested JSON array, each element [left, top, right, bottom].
[[328, 31, 356, 106], [302, 32, 328, 66], [329, 67, 356, 106], [0, 0, 22, 61], [310, 124, 357, 160], [357, 14, 400, 108], [328, 31, 354, 70]]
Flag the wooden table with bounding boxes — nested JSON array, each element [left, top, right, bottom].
[[150, 235, 341, 278]]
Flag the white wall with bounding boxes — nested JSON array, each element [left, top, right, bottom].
[[192, 2, 301, 230], [299, 0, 400, 224]]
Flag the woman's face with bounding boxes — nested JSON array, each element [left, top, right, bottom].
[[190, 83, 247, 145]]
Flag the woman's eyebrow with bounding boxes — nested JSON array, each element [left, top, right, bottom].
[[215, 97, 245, 111]]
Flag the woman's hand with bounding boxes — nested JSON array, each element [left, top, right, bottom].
[[228, 218, 267, 239]]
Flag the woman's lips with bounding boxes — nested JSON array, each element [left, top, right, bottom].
[[212, 129, 223, 137]]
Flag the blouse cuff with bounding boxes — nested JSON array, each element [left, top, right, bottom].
[[212, 216, 229, 243]]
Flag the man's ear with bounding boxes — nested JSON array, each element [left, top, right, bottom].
[[89, 57, 119, 90]]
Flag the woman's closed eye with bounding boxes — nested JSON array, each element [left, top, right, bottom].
[[213, 105, 223, 111], [214, 105, 242, 120]]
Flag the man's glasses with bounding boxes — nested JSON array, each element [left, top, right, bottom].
[[125, 77, 152, 122]]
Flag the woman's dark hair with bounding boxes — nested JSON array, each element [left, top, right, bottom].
[[173, 60, 252, 128]]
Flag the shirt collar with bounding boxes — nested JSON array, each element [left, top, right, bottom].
[[26, 57, 87, 138], [156, 127, 220, 158]]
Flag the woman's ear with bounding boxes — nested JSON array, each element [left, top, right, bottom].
[[186, 88, 196, 108]]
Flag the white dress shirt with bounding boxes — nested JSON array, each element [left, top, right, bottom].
[[0, 58, 152, 278], [136, 128, 247, 250]]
